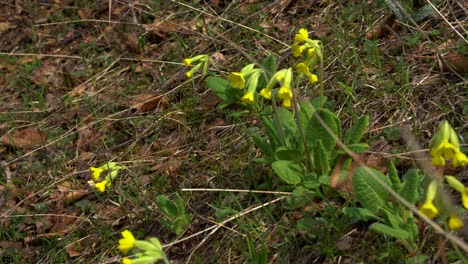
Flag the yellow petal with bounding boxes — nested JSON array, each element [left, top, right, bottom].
[[419, 200, 438, 219], [309, 74, 318, 84], [227, 72, 245, 89], [296, 63, 309, 74], [122, 257, 133, 264], [259, 88, 272, 99], [278, 86, 292, 100], [294, 28, 309, 42], [89, 167, 104, 181], [431, 155, 445, 167], [119, 230, 136, 254], [453, 151, 468, 167], [183, 58, 192, 66], [242, 93, 255, 104], [291, 44, 305, 57], [95, 181, 108, 193], [462, 188, 468, 209], [282, 99, 291, 108], [448, 215, 463, 231]]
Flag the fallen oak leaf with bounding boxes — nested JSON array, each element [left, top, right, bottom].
[[2, 127, 47, 148], [129, 93, 167, 113]]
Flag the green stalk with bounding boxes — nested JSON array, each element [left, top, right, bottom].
[[270, 96, 286, 146], [292, 77, 313, 172]]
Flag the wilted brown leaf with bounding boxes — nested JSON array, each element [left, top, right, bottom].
[[50, 210, 80, 234], [442, 52, 468, 75], [1, 127, 47, 148], [77, 126, 101, 151], [129, 94, 166, 112], [366, 14, 396, 40], [0, 22, 13, 33]]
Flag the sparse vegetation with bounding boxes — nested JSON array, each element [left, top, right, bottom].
[[0, 1, 467, 263]]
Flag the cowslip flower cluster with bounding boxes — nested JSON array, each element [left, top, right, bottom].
[[429, 121, 468, 167], [183, 54, 209, 79], [118, 229, 167, 264], [259, 68, 294, 107], [227, 64, 263, 104], [87, 162, 123, 193], [419, 177, 466, 231], [291, 28, 322, 84]]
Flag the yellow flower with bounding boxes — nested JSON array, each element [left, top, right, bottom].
[[183, 58, 192, 66], [430, 141, 457, 166], [227, 72, 246, 89], [296, 63, 309, 74], [122, 257, 133, 264], [185, 62, 202, 79], [448, 215, 463, 231], [242, 92, 255, 104], [282, 99, 291, 108], [95, 180, 110, 193], [309, 74, 318, 84], [259, 88, 272, 99], [445, 176, 468, 209], [119, 230, 136, 254], [419, 200, 438, 219], [294, 28, 309, 43], [278, 86, 292, 101], [89, 167, 104, 181], [307, 48, 315, 58], [453, 150, 468, 167], [431, 154, 445, 166], [291, 44, 306, 57]]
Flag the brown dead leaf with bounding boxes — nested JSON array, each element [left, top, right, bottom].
[[50, 210, 80, 234], [47, 181, 88, 208], [77, 8, 92, 19], [77, 126, 101, 151], [129, 94, 166, 112], [442, 52, 468, 75], [65, 237, 95, 257], [2, 127, 47, 148], [201, 90, 222, 109], [144, 19, 180, 38], [366, 14, 396, 40], [315, 24, 333, 38], [0, 22, 12, 33]]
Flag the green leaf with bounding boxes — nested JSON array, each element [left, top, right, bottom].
[[274, 147, 302, 162], [406, 255, 429, 264], [345, 115, 369, 145], [155, 195, 179, 220], [174, 194, 186, 215], [299, 100, 315, 132], [261, 54, 277, 75], [272, 160, 303, 184], [311, 96, 327, 108], [277, 107, 297, 144], [407, 217, 419, 242], [342, 207, 379, 222], [205, 76, 229, 100], [369, 223, 409, 241], [251, 132, 273, 156], [307, 108, 339, 152], [261, 115, 280, 150], [296, 215, 319, 238], [335, 143, 369, 156], [387, 160, 401, 191], [352, 167, 390, 213], [399, 168, 421, 204], [313, 140, 330, 176], [284, 186, 316, 209]]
